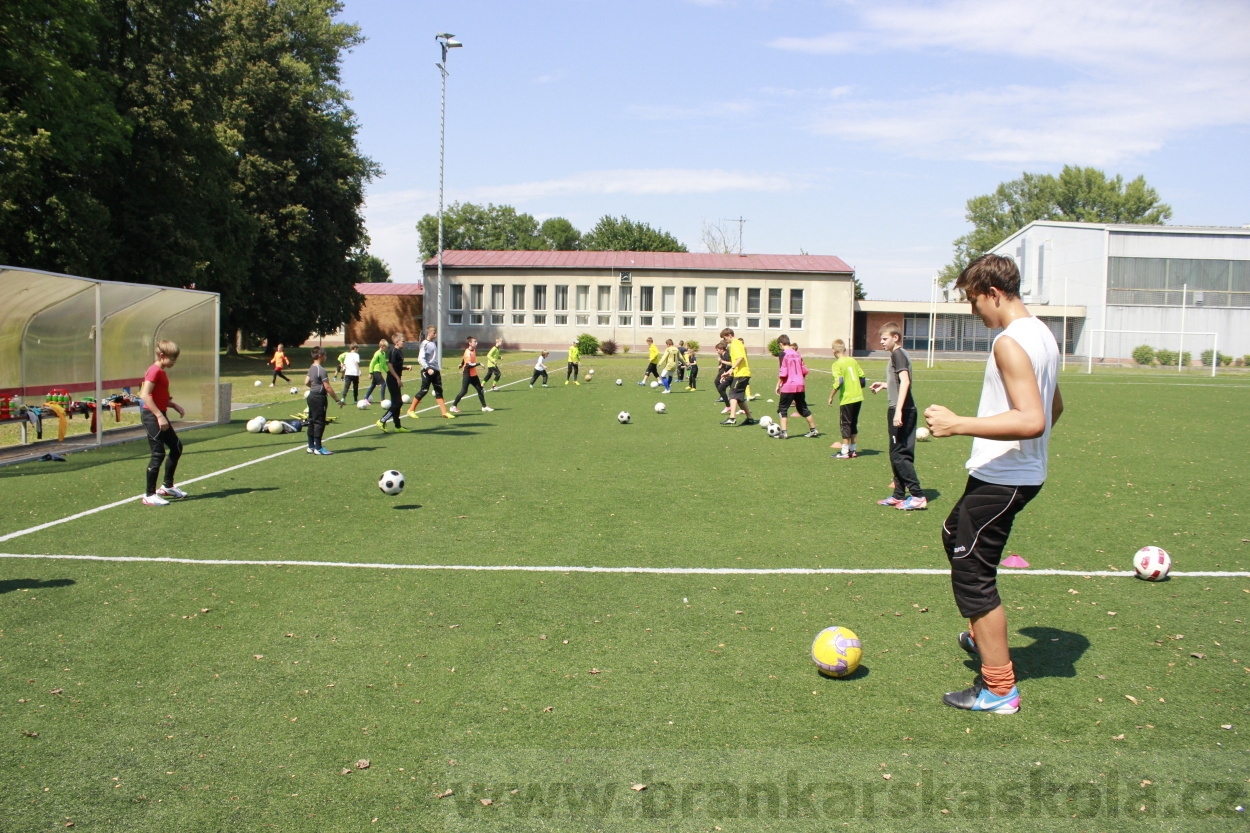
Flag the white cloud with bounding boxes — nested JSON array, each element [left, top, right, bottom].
[[769, 0, 1250, 164]]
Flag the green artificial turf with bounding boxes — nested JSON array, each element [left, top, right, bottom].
[[1, 355, 1248, 831]]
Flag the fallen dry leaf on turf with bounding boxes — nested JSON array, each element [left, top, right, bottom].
[[479, 798, 493, 806], [22, 730, 38, 737], [1112, 734, 1125, 740], [589, 668, 601, 674], [1191, 653, 1206, 659], [882, 774, 892, 780], [285, 633, 293, 638], [543, 706, 553, 712], [253, 655, 263, 660], [455, 515, 468, 519], [631, 784, 647, 792], [735, 610, 744, 615], [435, 789, 454, 798], [49, 688, 62, 695], [1221, 724, 1234, 730], [355, 759, 370, 770], [340, 768, 352, 776], [1125, 695, 1141, 705]]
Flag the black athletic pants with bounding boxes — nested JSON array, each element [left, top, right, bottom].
[[483, 366, 501, 386], [342, 374, 359, 402], [531, 369, 548, 386], [687, 365, 698, 389], [887, 406, 922, 500], [715, 370, 731, 404], [381, 378, 402, 427], [416, 369, 444, 401], [454, 373, 486, 407], [142, 409, 182, 496], [566, 362, 578, 382], [307, 391, 327, 448], [363, 371, 385, 402], [271, 368, 290, 383]]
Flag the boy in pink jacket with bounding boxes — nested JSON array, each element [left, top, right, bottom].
[[775, 334, 819, 439]]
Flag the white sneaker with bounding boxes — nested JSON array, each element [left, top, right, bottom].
[[142, 494, 169, 507], [449, 406, 460, 413], [156, 486, 188, 499], [482, 406, 494, 412], [721, 407, 731, 414]]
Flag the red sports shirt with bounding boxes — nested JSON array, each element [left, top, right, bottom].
[[144, 363, 171, 412]]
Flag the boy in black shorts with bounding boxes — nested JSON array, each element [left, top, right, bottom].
[[925, 254, 1064, 714]]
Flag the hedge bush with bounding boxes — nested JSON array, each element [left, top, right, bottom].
[[600, 339, 618, 356], [575, 334, 599, 357], [1131, 344, 1155, 365], [685, 340, 700, 352], [767, 338, 782, 357], [1200, 349, 1232, 367]]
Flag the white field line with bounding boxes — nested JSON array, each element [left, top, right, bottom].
[[0, 552, 1247, 577], [0, 375, 531, 544]]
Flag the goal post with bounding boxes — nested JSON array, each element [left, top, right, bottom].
[[1086, 329, 1219, 377]]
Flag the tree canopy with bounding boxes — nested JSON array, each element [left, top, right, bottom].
[[940, 166, 1172, 284], [417, 204, 686, 258], [0, 0, 380, 348]]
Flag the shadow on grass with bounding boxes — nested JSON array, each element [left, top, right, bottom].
[[818, 664, 871, 682], [392, 504, 423, 511], [0, 578, 75, 594], [325, 446, 382, 455], [962, 626, 1091, 681], [194, 486, 279, 500]]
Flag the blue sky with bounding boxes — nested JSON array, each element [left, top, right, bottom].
[[339, 0, 1250, 300]]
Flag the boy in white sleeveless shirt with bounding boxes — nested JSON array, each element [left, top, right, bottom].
[[924, 254, 1064, 714]]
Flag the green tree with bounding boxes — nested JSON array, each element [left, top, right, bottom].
[[940, 166, 1172, 285], [853, 276, 866, 300], [539, 216, 580, 250], [416, 202, 544, 260], [581, 215, 687, 252], [355, 253, 391, 282]]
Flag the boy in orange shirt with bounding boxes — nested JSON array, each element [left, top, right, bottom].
[[269, 343, 291, 386], [449, 337, 494, 414]]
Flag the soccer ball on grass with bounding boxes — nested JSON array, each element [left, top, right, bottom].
[[812, 626, 862, 678], [916, 426, 931, 441], [380, 399, 392, 411], [378, 470, 405, 496], [758, 415, 773, 429], [356, 400, 370, 410], [617, 411, 631, 424], [401, 394, 411, 404], [245, 415, 267, 433], [654, 402, 666, 414], [767, 423, 782, 438], [1133, 546, 1171, 581], [650, 381, 660, 388]]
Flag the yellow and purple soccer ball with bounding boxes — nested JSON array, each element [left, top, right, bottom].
[[812, 626, 862, 678]]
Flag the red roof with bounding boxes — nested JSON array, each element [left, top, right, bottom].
[[355, 282, 422, 295], [423, 250, 853, 274]]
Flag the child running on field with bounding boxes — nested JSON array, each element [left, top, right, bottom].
[[530, 351, 549, 388], [450, 337, 493, 413], [828, 338, 866, 458], [685, 349, 698, 391], [140, 340, 187, 506], [774, 334, 818, 439], [656, 339, 679, 393], [268, 343, 291, 386], [362, 339, 389, 404], [484, 338, 504, 391], [638, 337, 660, 385]]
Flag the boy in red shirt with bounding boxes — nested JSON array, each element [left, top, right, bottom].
[[140, 340, 187, 506]]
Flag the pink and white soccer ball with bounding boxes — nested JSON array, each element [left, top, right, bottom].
[[1133, 546, 1171, 581]]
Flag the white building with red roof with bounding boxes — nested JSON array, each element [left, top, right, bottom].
[[421, 250, 856, 355]]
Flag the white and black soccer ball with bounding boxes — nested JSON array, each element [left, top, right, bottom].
[[654, 402, 666, 414], [289, 386, 298, 395], [380, 399, 392, 411], [1133, 546, 1171, 581], [615, 379, 623, 386], [378, 470, 405, 496], [767, 422, 783, 438], [356, 399, 370, 410], [617, 411, 631, 424], [758, 415, 773, 429]]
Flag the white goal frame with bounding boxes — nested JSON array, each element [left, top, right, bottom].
[[1086, 328, 1219, 377]]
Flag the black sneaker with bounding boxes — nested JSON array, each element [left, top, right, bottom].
[[742, 418, 757, 426], [958, 631, 979, 656], [804, 429, 820, 438], [942, 682, 1019, 714]]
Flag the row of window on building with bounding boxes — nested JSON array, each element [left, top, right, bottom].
[[446, 284, 806, 330], [1107, 257, 1250, 308], [901, 314, 1080, 354]]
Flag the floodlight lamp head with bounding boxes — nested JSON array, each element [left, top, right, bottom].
[[436, 32, 455, 39], [446, 38, 462, 48]]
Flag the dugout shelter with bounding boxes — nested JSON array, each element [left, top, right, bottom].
[[0, 266, 221, 453]]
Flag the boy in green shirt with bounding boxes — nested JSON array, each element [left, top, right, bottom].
[[362, 339, 389, 404], [828, 338, 866, 458], [483, 338, 504, 391], [565, 339, 581, 385]]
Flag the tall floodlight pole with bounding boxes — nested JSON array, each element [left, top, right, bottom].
[[435, 33, 462, 367]]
